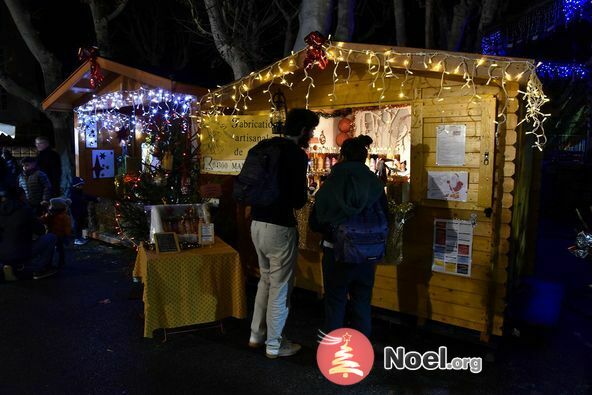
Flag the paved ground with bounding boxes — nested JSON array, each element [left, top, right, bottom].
[[1, 216, 591, 394]]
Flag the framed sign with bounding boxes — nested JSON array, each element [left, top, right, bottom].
[[154, 232, 181, 253]]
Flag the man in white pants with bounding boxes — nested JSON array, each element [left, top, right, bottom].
[[248, 109, 319, 358]]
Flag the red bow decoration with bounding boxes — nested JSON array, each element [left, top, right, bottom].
[[78, 47, 104, 89], [304, 31, 329, 71]]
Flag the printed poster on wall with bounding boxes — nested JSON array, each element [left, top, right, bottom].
[[432, 219, 473, 277], [91, 150, 115, 179], [427, 171, 468, 202], [200, 115, 272, 175], [84, 122, 98, 148], [436, 124, 466, 166]]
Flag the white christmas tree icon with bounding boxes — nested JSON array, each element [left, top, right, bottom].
[[328, 333, 364, 378]]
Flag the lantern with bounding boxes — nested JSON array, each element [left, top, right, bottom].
[[270, 90, 287, 134]]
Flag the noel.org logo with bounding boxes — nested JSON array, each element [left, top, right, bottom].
[[316, 328, 374, 386]]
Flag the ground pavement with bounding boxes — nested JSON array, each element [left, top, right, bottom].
[[1, 218, 591, 394]]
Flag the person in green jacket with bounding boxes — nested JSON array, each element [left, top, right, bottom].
[[311, 135, 387, 337]]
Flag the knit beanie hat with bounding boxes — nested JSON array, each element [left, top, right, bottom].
[[49, 197, 72, 211]]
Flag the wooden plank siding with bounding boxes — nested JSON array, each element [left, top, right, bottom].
[[227, 69, 521, 340]]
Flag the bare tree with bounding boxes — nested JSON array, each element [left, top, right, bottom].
[[273, 0, 300, 57], [335, 0, 356, 41], [293, 0, 334, 52], [118, 0, 189, 70], [476, 0, 500, 50], [0, 0, 126, 187], [84, 0, 129, 59], [0, 0, 71, 183], [447, 0, 479, 51], [183, 0, 286, 79], [425, 0, 435, 48], [393, 0, 407, 46]]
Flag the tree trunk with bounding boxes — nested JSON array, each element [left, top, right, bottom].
[[393, 0, 407, 46], [436, 0, 449, 49], [334, 0, 355, 41], [86, 0, 129, 59], [92, 19, 112, 59], [47, 113, 73, 191], [203, 0, 252, 79], [447, 0, 476, 51], [425, 0, 434, 49], [3, 0, 62, 93], [476, 0, 499, 51], [293, 0, 334, 52]]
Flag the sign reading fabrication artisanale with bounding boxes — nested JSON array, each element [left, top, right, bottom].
[[200, 115, 272, 175]]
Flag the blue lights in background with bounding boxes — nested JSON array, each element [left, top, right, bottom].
[[537, 62, 589, 80], [481, 0, 591, 80], [562, 0, 591, 23]]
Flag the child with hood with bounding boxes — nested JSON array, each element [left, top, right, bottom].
[[41, 197, 72, 267]]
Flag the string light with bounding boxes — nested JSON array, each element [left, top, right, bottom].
[[482, 0, 592, 54], [75, 87, 195, 146], [198, 40, 550, 149], [537, 62, 589, 80]]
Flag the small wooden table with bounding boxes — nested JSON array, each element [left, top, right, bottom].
[[133, 238, 247, 338]]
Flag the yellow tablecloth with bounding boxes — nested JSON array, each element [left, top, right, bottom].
[[134, 238, 247, 338]]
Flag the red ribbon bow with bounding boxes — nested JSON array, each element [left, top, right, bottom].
[[304, 31, 328, 71], [78, 47, 104, 89]]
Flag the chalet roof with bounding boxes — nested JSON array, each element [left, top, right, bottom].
[[203, 40, 536, 105], [42, 57, 208, 112]]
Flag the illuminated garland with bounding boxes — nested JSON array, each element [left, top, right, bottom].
[[199, 40, 550, 150], [74, 87, 195, 146], [482, 0, 592, 55], [537, 62, 589, 80]]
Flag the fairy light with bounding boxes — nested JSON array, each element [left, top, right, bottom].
[[198, 41, 549, 149]]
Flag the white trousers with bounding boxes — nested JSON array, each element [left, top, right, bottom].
[[250, 220, 298, 351]]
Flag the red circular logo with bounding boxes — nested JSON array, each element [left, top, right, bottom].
[[316, 328, 374, 386]]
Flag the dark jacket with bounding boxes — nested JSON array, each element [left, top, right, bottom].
[[37, 148, 62, 196], [251, 138, 308, 227], [18, 170, 51, 206], [0, 198, 45, 263], [311, 161, 387, 242], [67, 187, 97, 219]]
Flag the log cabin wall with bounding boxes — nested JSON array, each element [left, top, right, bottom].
[[220, 62, 533, 340]]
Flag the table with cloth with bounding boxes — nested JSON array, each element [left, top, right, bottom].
[[133, 237, 247, 338]]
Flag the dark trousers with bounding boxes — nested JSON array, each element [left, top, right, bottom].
[[55, 235, 67, 266], [321, 246, 376, 338]]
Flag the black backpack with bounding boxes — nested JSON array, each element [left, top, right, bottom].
[[232, 138, 284, 207], [333, 199, 388, 264]]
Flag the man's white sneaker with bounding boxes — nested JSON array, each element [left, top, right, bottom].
[[248, 334, 265, 348], [266, 340, 301, 359]]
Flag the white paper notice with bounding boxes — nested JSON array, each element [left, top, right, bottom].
[[91, 150, 115, 179], [436, 124, 466, 166], [427, 171, 468, 202], [432, 219, 473, 277]]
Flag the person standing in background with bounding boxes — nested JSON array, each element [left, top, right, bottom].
[[18, 157, 51, 214], [35, 136, 62, 197]]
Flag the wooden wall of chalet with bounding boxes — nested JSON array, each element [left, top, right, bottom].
[[226, 62, 537, 340]]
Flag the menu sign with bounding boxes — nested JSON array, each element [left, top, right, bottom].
[[154, 232, 180, 253]]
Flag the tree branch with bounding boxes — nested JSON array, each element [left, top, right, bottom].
[[3, 0, 63, 93], [184, 0, 213, 37], [106, 0, 129, 22], [0, 70, 42, 110]]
